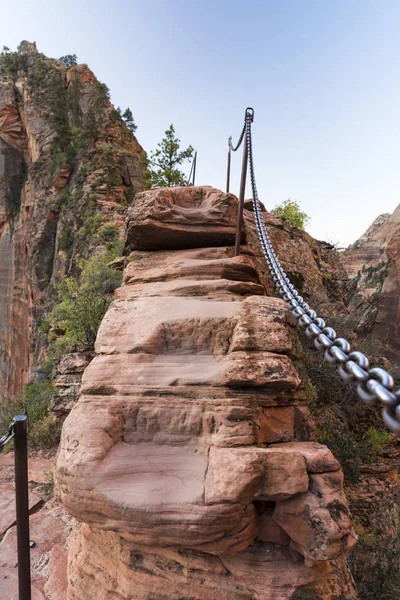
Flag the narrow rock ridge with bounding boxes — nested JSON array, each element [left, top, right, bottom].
[[55, 186, 357, 599]]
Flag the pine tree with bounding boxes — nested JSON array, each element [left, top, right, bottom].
[[149, 124, 193, 187], [59, 54, 78, 68], [122, 108, 137, 133]]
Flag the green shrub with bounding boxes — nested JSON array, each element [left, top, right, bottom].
[[0, 381, 59, 450], [34, 472, 54, 501], [271, 199, 310, 229], [49, 251, 122, 352], [299, 324, 396, 484], [349, 532, 400, 600], [29, 416, 61, 450], [99, 223, 117, 241]]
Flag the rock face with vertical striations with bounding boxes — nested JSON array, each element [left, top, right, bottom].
[[55, 186, 358, 600], [0, 42, 144, 405], [341, 204, 400, 355]]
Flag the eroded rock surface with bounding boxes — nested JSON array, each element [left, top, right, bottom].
[[56, 187, 357, 599], [125, 186, 238, 251]]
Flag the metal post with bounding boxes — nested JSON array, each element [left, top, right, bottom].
[[192, 151, 197, 186], [234, 126, 248, 256], [13, 415, 31, 600], [226, 143, 231, 193]]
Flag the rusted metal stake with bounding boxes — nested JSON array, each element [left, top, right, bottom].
[[234, 126, 248, 256], [14, 415, 31, 600]]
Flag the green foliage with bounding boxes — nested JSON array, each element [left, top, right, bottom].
[[49, 252, 122, 352], [361, 427, 392, 462], [28, 416, 61, 450], [59, 54, 78, 68], [271, 199, 310, 229], [34, 472, 54, 501], [0, 381, 60, 450], [122, 107, 137, 133], [58, 229, 73, 253], [0, 47, 28, 79], [148, 124, 193, 187], [99, 223, 117, 241], [299, 321, 396, 483], [90, 146, 121, 191], [349, 532, 400, 600], [48, 71, 72, 150]]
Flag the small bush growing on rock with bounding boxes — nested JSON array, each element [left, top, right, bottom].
[[349, 532, 400, 600], [299, 323, 396, 483], [99, 223, 117, 241], [271, 199, 310, 230], [0, 381, 60, 450], [49, 251, 122, 352]]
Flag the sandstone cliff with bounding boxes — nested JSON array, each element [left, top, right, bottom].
[[55, 186, 358, 600], [0, 42, 144, 404], [341, 204, 400, 355]]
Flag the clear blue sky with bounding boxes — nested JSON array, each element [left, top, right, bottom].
[[1, 0, 400, 246]]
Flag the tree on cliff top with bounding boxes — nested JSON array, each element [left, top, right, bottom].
[[148, 124, 194, 187], [59, 54, 78, 68], [271, 199, 310, 230]]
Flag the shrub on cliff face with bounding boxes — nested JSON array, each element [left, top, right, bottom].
[[0, 381, 60, 450], [49, 252, 121, 352], [271, 199, 310, 230], [299, 323, 395, 483], [349, 531, 400, 600]]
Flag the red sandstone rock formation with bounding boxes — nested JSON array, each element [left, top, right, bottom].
[[0, 42, 144, 404], [55, 186, 358, 599]]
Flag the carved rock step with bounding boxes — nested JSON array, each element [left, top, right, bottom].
[[125, 186, 238, 251]]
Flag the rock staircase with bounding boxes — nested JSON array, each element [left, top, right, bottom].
[[55, 186, 358, 600]]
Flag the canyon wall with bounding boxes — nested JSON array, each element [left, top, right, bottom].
[[341, 204, 400, 355], [0, 42, 144, 404]]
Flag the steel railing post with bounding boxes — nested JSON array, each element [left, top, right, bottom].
[[226, 142, 231, 193], [234, 126, 248, 256], [13, 415, 31, 600], [192, 151, 197, 186]]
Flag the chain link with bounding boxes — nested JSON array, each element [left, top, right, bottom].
[[0, 419, 15, 454], [240, 109, 400, 435], [229, 122, 246, 152]]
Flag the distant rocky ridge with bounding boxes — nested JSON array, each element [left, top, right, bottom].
[[341, 204, 400, 354]]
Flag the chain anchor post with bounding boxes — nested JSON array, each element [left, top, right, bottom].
[[234, 108, 254, 257], [14, 415, 32, 600], [226, 138, 232, 193]]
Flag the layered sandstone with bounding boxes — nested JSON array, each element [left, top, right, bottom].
[[0, 42, 144, 404], [56, 186, 357, 599]]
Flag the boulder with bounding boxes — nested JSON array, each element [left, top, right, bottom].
[[125, 186, 238, 251]]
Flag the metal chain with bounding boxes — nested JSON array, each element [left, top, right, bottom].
[[229, 121, 246, 152], [239, 109, 400, 435], [0, 419, 15, 454]]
